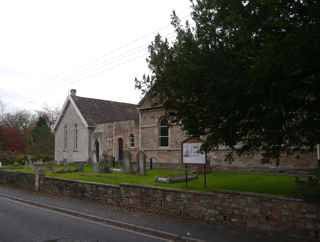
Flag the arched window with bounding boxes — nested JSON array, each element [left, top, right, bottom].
[[64, 125, 68, 151], [129, 134, 135, 147], [159, 118, 169, 147], [74, 124, 78, 151]]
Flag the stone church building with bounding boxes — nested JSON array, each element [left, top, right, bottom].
[[54, 89, 318, 170]]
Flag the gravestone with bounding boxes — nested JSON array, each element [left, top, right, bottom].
[[25, 155, 33, 167], [122, 151, 132, 173], [138, 151, 146, 175], [92, 163, 99, 173], [33, 164, 45, 192], [79, 163, 85, 172]]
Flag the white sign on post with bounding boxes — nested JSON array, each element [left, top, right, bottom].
[[183, 142, 206, 164]]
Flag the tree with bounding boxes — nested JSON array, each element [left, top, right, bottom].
[[0, 99, 6, 125], [38, 106, 60, 130], [135, 0, 320, 158], [3, 110, 32, 130], [29, 114, 54, 160], [0, 126, 25, 153]]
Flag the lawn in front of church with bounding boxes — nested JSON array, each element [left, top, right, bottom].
[[1, 163, 299, 197], [51, 168, 298, 197]]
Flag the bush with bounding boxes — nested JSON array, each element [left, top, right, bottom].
[[52, 162, 83, 174], [296, 171, 320, 202], [0, 151, 12, 165], [98, 161, 112, 173], [0, 152, 27, 166], [29, 154, 53, 162], [14, 154, 27, 166]]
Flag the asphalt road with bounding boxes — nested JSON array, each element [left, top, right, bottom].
[[0, 196, 167, 242]]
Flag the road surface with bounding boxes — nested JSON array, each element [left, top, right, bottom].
[[0, 196, 166, 242]]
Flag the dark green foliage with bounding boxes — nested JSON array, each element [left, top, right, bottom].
[[97, 161, 112, 173], [136, 0, 320, 158], [295, 173, 320, 202], [29, 114, 54, 161]]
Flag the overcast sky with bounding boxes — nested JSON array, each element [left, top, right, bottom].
[[0, 0, 192, 112]]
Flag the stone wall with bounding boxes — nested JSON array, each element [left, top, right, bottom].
[[121, 184, 320, 240], [0, 170, 319, 241], [139, 107, 318, 169], [140, 108, 186, 164], [209, 150, 318, 170], [41, 177, 120, 207], [0, 170, 34, 190], [93, 120, 139, 162]]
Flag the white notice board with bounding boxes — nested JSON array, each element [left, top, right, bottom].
[[182, 142, 206, 164]]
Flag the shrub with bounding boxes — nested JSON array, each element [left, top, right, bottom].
[[0, 151, 18, 165], [296, 171, 320, 202], [14, 154, 27, 166], [98, 161, 112, 173]]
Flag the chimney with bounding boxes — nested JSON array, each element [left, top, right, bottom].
[[70, 89, 77, 96]]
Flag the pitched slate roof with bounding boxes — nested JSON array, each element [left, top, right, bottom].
[[71, 95, 138, 126]]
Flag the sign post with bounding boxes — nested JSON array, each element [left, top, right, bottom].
[[182, 137, 206, 188], [185, 164, 188, 187], [204, 152, 207, 188], [317, 144, 320, 168]]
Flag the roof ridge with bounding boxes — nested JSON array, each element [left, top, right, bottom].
[[73, 95, 137, 106]]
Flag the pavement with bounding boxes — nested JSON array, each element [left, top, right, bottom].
[[0, 185, 294, 242]]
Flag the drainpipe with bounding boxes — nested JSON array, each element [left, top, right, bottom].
[[317, 144, 320, 168], [88, 128, 93, 163], [139, 110, 142, 152], [113, 122, 116, 159]]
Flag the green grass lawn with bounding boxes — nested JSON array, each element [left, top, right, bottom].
[[1, 164, 299, 197], [51, 169, 297, 196]]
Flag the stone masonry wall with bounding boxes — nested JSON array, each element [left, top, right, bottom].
[[40, 177, 120, 207], [93, 120, 139, 162], [0, 170, 35, 190], [140, 107, 318, 169], [0, 171, 319, 241]]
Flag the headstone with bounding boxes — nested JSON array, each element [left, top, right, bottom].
[[33, 165, 45, 192], [97, 160, 111, 173], [138, 151, 146, 175], [79, 163, 85, 172], [122, 151, 132, 173], [92, 163, 99, 173]]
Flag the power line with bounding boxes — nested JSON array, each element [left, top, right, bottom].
[[56, 32, 177, 84], [66, 34, 178, 86], [67, 52, 149, 86], [50, 12, 190, 82]]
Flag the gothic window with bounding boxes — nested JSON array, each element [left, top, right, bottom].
[[74, 124, 78, 151], [64, 125, 68, 150], [159, 118, 169, 147], [129, 134, 135, 147]]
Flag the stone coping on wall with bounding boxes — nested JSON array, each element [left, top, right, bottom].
[[44, 176, 120, 189], [119, 183, 305, 203]]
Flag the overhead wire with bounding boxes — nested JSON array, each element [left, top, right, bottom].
[[51, 12, 190, 84]]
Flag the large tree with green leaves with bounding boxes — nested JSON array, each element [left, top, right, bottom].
[[29, 114, 54, 160], [136, 0, 320, 158]]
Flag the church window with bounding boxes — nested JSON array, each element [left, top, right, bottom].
[[129, 134, 135, 147], [64, 125, 68, 150], [74, 124, 78, 151], [159, 118, 169, 147]]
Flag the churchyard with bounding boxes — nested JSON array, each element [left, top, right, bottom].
[[1, 161, 318, 199]]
